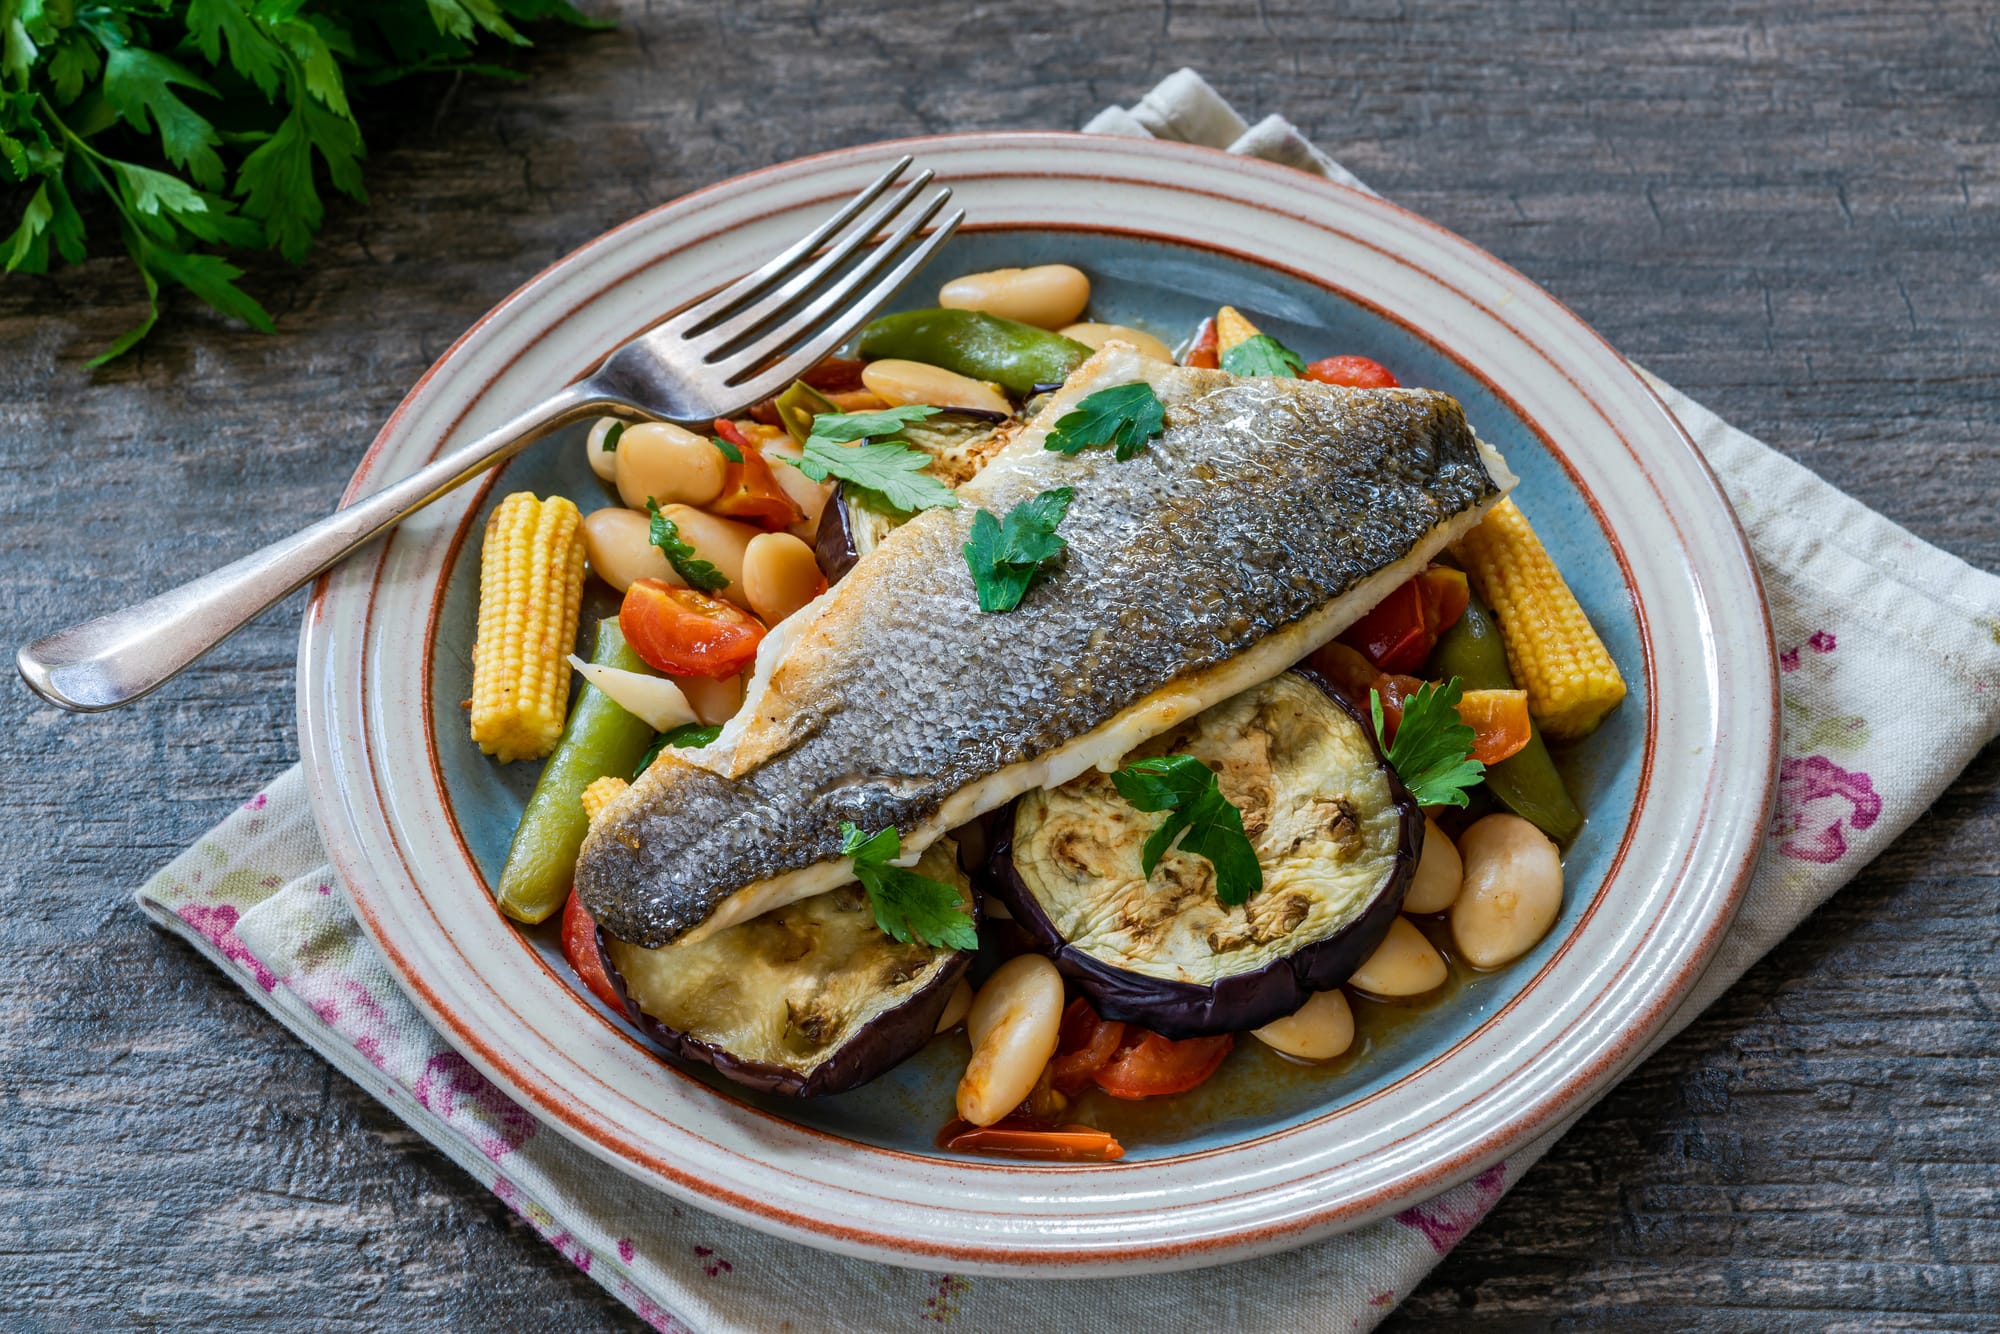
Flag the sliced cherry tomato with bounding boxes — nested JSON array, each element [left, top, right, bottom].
[[561, 889, 625, 1016], [1415, 566, 1469, 638], [1306, 642, 1419, 736], [1050, 998, 1127, 1094], [1182, 316, 1220, 369], [1092, 1030, 1234, 1100], [706, 427, 804, 530], [939, 1118, 1126, 1162], [1340, 577, 1433, 674], [1302, 354, 1400, 389], [619, 579, 766, 679], [1455, 688, 1533, 764]]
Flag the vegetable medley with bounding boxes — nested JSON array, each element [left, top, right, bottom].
[[465, 261, 1627, 1162]]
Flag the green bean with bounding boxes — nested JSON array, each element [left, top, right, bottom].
[[1430, 591, 1583, 842], [856, 309, 1092, 396], [494, 618, 656, 924]]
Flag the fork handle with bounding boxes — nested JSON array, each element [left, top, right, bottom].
[[18, 384, 609, 713]]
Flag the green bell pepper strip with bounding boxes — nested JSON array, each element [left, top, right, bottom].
[[1428, 589, 1584, 842], [856, 309, 1093, 397], [494, 618, 658, 924], [772, 379, 839, 445]]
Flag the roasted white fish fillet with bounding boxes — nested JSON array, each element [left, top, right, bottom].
[[579, 345, 1514, 947]]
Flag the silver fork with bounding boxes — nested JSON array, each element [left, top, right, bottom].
[[18, 156, 962, 714]]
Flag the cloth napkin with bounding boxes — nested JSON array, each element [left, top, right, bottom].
[[136, 69, 2000, 1333]]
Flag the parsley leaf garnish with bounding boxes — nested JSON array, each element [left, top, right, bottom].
[[600, 422, 625, 453], [783, 402, 958, 516], [792, 437, 959, 515], [0, 0, 601, 364], [963, 487, 1074, 612], [630, 723, 723, 778], [1112, 754, 1264, 907], [1044, 382, 1167, 460], [840, 823, 979, 951], [807, 405, 942, 441], [1372, 677, 1486, 807], [645, 499, 729, 593], [709, 434, 743, 463], [1220, 333, 1305, 379]]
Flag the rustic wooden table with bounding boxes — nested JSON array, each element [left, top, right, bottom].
[[4, 1, 1994, 1327]]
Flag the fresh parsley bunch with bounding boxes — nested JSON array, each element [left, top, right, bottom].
[[0, 0, 604, 365]]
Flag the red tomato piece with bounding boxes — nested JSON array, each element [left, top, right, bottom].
[[1049, 998, 1127, 1094], [798, 356, 867, 393], [1455, 688, 1533, 764], [1182, 316, 1220, 369], [619, 579, 766, 679], [707, 438, 804, 530], [1340, 577, 1434, 674], [1302, 355, 1400, 389], [1092, 1030, 1234, 1100], [561, 889, 625, 1016], [1415, 565, 1469, 638]]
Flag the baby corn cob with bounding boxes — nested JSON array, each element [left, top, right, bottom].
[[470, 492, 586, 762], [1452, 497, 1626, 741], [580, 774, 629, 826], [1214, 305, 1261, 357]]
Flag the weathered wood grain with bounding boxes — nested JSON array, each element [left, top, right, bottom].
[[1, 0, 1993, 1328]]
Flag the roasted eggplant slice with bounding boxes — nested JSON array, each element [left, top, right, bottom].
[[599, 839, 976, 1097], [986, 673, 1419, 1039]]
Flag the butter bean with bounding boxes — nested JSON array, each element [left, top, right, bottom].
[[758, 436, 831, 536], [580, 506, 675, 593], [1058, 322, 1174, 363], [658, 504, 760, 610], [939, 264, 1091, 329], [861, 358, 1012, 415], [742, 531, 826, 626], [958, 955, 1064, 1126], [673, 672, 742, 727], [1346, 916, 1448, 998], [1252, 989, 1354, 1062], [935, 977, 973, 1034], [1401, 816, 1465, 914], [1450, 814, 1563, 968], [615, 421, 727, 511], [585, 417, 623, 483]]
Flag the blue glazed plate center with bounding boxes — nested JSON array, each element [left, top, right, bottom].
[[428, 229, 1646, 1162]]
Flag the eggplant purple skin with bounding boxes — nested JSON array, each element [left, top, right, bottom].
[[812, 481, 861, 586], [978, 669, 1423, 1040], [592, 919, 976, 1099]]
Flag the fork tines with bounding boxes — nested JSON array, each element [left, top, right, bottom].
[[664, 156, 963, 405]]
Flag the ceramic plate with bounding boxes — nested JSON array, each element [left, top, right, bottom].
[[299, 133, 1776, 1275]]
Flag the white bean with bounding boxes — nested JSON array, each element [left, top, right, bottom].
[[741, 531, 826, 626], [1058, 322, 1174, 363], [657, 504, 760, 610], [758, 436, 831, 536], [1252, 989, 1354, 1062], [585, 417, 623, 482], [1450, 814, 1563, 968], [615, 422, 727, 511], [1346, 917, 1448, 998], [957, 954, 1064, 1126], [861, 358, 1012, 415], [673, 672, 742, 727], [934, 977, 973, 1034], [580, 507, 677, 593], [939, 264, 1090, 329], [1401, 815, 1465, 914]]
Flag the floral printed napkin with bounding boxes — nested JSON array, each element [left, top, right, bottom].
[[137, 69, 2000, 1332]]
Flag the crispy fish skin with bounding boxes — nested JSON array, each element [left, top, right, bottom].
[[580, 347, 1507, 948]]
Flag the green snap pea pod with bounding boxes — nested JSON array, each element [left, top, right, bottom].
[[1429, 591, 1583, 843], [772, 379, 839, 445], [494, 618, 656, 924], [856, 308, 1092, 397]]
